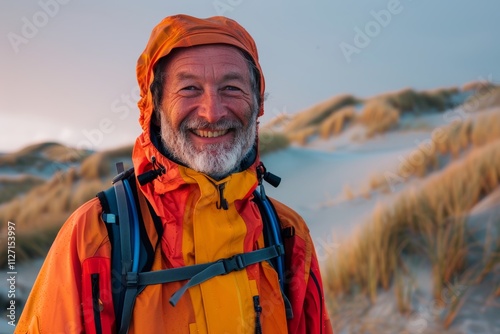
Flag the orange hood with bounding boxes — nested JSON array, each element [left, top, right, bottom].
[[136, 14, 266, 133]]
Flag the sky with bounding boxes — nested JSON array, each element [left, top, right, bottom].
[[1, 0, 499, 153]]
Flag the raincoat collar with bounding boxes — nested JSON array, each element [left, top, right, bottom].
[[132, 130, 259, 218]]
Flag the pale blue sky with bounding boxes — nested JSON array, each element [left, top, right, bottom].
[[1, 0, 499, 152]]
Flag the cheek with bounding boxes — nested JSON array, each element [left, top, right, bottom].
[[223, 97, 255, 124], [162, 97, 189, 128]]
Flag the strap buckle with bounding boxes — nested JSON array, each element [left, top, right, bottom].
[[126, 272, 138, 287], [221, 254, 245, 274]]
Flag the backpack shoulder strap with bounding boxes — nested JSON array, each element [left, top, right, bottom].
[[97, 164, 162, 334], [254, 162, 293, 318], [252, 189, 293, 319]]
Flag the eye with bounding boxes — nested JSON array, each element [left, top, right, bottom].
[[178, 86, 201, 96], [181, 86, 198, 91], [223, 86, 241, 91]]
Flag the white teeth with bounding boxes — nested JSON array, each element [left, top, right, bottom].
[[194, 130, 228, 138]]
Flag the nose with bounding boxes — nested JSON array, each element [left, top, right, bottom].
[[198, 90, 228, 123]]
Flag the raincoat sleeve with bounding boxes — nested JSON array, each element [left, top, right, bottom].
[[15, 198, 110, 334], [271, 199, 334, 334], [305, 244, 334, 334]]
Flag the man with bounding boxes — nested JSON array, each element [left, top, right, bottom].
[[16, 14, 332, 333]]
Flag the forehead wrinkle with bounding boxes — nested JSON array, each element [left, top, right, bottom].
[[173, 69, 248, 84]]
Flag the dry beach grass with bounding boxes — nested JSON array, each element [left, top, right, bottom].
[[273, 85, 462, 146], [0, 145, 133, 266], [323, 94, 500, 332]]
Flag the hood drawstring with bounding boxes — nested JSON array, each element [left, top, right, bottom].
[[256, 162, 281, 199], [137, 156, 166, 186]]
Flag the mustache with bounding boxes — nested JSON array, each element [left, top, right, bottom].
[[181, 118, 244, 131]]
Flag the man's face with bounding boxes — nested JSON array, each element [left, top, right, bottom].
[[158, 44, 258, 179]]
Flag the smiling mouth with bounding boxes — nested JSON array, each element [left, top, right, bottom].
[[192, 129, 230, 138]]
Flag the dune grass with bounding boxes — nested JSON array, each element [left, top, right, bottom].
[[347, 87, 460, 140], [0, 179, 107, 267], [284, 94, 358, 133], [351, 108, 500, 196], [344, 106, 500, 200], [0, 142, 91, 170], [0, 145, 133, 267], [259, 130, 290, 156], [0, 175, 45, 203], [286, 106, 357, 146], [0, 167, 104, 225], [368, 87, 458, 114], [318, 106, 356, 139], [287, 86, 461, 145], [80, 145, 133, 180], [280, 86, 462, 145], [461, 80, 494, 92], [260, 113, 291, 131], [358, 100, 400, 138], [462, 85, 500, 113], [0, 167, 107, 266], [282, 94, 358, 144], [325, 138, 500, 319], [286, 125, 319, 145], [397, 108, 500, 180]]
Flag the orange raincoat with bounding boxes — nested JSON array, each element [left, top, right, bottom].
[[16, 15, 333, 334]]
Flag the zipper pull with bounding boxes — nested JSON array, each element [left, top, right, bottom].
[[253, 296, 263, 334], [216, 183, 229, 210]]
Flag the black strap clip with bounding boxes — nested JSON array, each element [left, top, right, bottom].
[[221, 254, 246, 274]]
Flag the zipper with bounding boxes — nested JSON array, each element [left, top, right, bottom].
[[310, 270, 323, 334], [216, 182, 229, 210], [91, 273, 103, 334], [253, 295, 263, 334]]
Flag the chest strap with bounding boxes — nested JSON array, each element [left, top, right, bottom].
[[131, 245, 284, 306], [120, 244, 284, 331], [167, 244, 284, 306]]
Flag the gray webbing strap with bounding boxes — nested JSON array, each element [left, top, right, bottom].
[[119, 273, 139, 334], [114, 180, 132, 276], [114, 180, 135, 334], [168, 245, 284, 306], [139, 262, 212, 285]]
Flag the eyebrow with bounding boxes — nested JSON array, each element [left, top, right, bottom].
[[221, 72, 246, 82], [174, 72, 197, 81]]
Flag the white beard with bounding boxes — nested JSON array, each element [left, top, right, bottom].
[[159, 110, 257, 179]]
